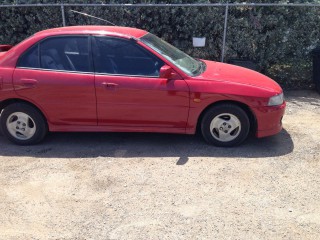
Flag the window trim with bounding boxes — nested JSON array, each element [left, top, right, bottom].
[[94, 71, 159, 78], [15, 67, 95, 75]]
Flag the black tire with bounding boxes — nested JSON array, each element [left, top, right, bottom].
[[0, 103, 48, 145], [201, 104, 250, 147]]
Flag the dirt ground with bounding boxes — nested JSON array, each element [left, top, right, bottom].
[[0, 90, 319, 240]]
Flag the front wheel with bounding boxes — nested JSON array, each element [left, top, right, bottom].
[[0, 103, 48, 145], [201, 104, 250, 147]]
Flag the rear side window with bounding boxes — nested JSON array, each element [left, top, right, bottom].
[[17, 44, 40, 68], [17, 36, 91, 72], [40, 36, 90, 72]]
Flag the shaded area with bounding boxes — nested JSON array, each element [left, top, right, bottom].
[[284, 90, 320, 105], [0, 129, 293, 159]]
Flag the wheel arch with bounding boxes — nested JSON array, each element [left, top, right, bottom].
[[0, 98, 48, 124], [196, 100, 257, 135]]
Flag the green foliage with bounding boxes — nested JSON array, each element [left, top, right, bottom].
[[1, 1, 320, 89], [225, 6, 320, 88]]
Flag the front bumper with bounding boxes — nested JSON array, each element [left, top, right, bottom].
[[253, 102, 286, 138]]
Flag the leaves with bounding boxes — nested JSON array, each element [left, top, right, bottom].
[[1, 0, 320, 88]]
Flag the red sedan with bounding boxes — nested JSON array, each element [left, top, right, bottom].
[[0, 26, 285, 146]]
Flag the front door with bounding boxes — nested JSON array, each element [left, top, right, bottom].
[[93, 36, 189, 130]]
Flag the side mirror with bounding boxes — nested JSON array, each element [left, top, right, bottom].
[[159, 65, 181, 80]]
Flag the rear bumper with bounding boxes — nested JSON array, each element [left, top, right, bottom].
[[253, 102, 286, 138]]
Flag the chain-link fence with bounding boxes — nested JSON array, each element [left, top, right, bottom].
[[1, 2, 320, 89]]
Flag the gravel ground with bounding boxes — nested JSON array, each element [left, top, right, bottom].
[[0, 90, 320, 240]]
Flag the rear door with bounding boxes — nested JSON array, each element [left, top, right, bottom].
[[13, 36, 97, 126]]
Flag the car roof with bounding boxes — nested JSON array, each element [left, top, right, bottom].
[[35, 26, 148, 39]]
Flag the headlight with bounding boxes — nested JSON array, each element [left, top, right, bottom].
[[268, 93, 284, 106]]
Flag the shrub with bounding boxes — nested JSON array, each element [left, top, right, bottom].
[[1, 0, 320, 89]]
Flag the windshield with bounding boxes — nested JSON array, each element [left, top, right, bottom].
[[140, 33, 204, 76]]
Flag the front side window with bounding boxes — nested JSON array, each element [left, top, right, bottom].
[[93, 37, 163, 76], [17, 36, 91, 73]]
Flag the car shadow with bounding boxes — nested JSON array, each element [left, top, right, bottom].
[[0, 129, 294, 161]]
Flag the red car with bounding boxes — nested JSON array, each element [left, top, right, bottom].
[[0, 26, 285, 146]]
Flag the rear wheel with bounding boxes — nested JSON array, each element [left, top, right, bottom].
[[0, 103, 47, 145], [201, 104, 250, 147]]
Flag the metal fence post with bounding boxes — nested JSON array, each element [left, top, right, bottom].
[[61, 4, 66, 27], [221, 4, 229, 62]]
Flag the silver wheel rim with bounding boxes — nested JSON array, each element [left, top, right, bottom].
[[6, 112, 36, 140], [209, 113, 241, 142]]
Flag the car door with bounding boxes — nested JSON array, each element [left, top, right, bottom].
[[13, 36, 97, 126], [93, 36, 190, 129]]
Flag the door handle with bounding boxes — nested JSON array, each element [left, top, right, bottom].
[[102, 82, 118, 90], [17, 78, 38, 90], [21, 78, 38, 87]]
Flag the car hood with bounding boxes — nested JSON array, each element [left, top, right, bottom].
[[196, 60, 282, 93]]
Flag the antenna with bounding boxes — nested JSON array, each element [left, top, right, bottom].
[[70, 10, 116, 26]]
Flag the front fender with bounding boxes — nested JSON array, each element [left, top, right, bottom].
[[185, 79, 273, 134]]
